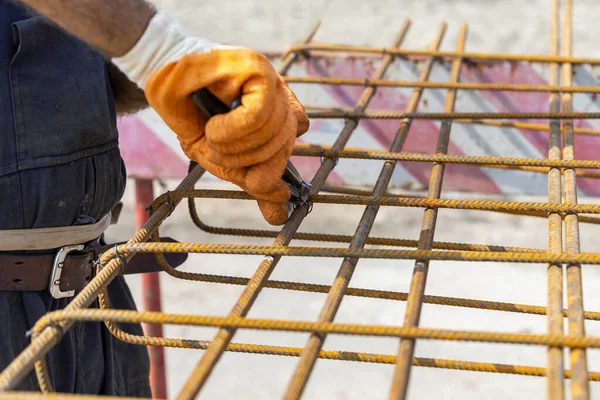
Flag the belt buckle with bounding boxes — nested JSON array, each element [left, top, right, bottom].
[[48, 244, 85, 299]]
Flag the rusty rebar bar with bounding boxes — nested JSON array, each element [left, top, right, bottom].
[[158, 188, 600, 215], [287, 42, 600, 65], [28, 309, 600, 349], [562, 2, 589, 398], [292, 144, 600, 170], [306, 109, 600, 121], [283, 24, 449, 400], [285, 75, 600, 94], [546, 1, 564, 398], [303, 106, 600, 138], [453, 119, 600, 137], [87, 240, 600, 265]]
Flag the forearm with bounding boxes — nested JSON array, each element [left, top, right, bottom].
[[105, 61, 149, 115], [12, 0, 156, 57]]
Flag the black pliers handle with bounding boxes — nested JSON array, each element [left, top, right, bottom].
[[191, 89, 312, 206]]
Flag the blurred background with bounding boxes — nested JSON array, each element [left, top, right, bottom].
[[152, 0, 600, 56], [104, 1, 600, 399]]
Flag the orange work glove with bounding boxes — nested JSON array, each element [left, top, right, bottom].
[[112, 10, 309, 225]]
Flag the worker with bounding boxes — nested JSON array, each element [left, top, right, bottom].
[[0, 0, 309, 397]]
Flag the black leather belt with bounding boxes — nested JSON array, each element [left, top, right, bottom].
[[0, 236, 188, 298]]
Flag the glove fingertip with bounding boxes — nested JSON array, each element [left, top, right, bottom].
[[296, 112, 310, 136], [257, 201, 290, 226]]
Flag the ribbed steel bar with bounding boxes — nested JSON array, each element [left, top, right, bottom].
[[562, 2, 589, 398], [304, 106, 600, 137], [287, 42, 600, 65], [285, 76, 600, 94], [481, 164, 600, 180], [175, 22, 412, 400], [159, 189, 600, 215], [454, 119, 600, 137], [389, 25, 467, 400], [283, 25, 449, 400], [291, 144, 600, 169], [547, 1, 564, 398], [317, 186, 600, 221], [115, 241, 600, 265], [29, 309, 600, 349], [306, 109, 600, 120]]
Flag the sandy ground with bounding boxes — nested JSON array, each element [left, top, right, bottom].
[[101, 1, 600, 399]]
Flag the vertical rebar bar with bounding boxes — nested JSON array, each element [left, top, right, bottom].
[[547, 0, 565, 398], [388, 25, 467, 400], [562, 1, 590, 398], [282, 24, 449, 400], [175, 21, 412, 400]]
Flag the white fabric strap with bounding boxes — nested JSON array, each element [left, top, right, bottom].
[[112, 9, 229, 89], [0, 213, 111, 251]]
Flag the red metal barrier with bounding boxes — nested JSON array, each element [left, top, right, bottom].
[[135, 179, 167, 399]]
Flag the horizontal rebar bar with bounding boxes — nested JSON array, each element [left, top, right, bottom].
[[107, 241, 600, 265], [285, 76, 600, 94], [292, 144, 600, 169], [155, 189, 600, 215], [286, 43, 600, 65], [307, 110, 600, 120], [304, 106, 600, 137], [31, 309, 600, 349]]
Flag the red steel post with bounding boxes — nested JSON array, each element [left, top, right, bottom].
[[135, 179, 167, 399]]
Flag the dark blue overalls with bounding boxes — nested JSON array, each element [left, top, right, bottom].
[[0, 2, 151, 396]]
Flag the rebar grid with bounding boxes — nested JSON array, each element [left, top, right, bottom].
[[2, 3, 600, 399]]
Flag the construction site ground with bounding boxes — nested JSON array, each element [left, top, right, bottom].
[[93, 0, 600, 398]]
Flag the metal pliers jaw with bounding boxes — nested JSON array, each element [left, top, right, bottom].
[[191, 88, 312, 213], [283, 161, 312, 205]]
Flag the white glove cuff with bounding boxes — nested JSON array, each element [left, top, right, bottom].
[[112, 9, 228, 89]]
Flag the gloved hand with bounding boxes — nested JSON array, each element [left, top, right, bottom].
[[112, 10, 309, 225]]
